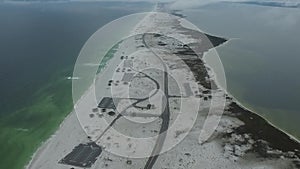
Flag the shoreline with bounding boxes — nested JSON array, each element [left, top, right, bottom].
[[25, 6, 300, 169], [179, 8, 300, 143], [25, 10, 150, 169], [178, 16, 300, 143], [202, 39, 300, 143], [24, 111, 75, 169]]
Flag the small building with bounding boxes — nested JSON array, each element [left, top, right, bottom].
[[98, 97, 118, 109], [59, 142, 102, 168]]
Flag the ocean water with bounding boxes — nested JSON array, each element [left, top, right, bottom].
[[0, 2, 152, 169], [0, 1, 151, 115], [183, 3, 300, 138], [0, 2, 299, 168]]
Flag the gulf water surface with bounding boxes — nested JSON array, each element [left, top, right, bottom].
[[0, 2, 151, 169], [1, 2, 300, 169], [183, 3, 300, 139]]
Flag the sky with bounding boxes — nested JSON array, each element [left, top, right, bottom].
[[167, 0, 300, 9], [74, 0, 300, 9], [2, 0, 300, 9]]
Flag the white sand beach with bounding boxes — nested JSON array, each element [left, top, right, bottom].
[[26, 6, 300, 169]]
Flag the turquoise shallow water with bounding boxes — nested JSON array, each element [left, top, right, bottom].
[[0, 2, 152, 169], [183, 3, 300, 139], [0, 2, 299, 168], [0, 1, 151, 115]]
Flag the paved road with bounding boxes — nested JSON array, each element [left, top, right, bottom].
[[142, 33, 171, 169], [95, 33, 172, 169], [95, 69, 160, 142]]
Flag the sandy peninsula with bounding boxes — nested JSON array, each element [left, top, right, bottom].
[[26, 3, 300, 169]]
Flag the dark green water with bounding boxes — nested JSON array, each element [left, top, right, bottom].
[[184, 3, 300, 138], [0, 2, 152, 169], [0, 1, 151, 115], [1, 2, 299, 168]]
